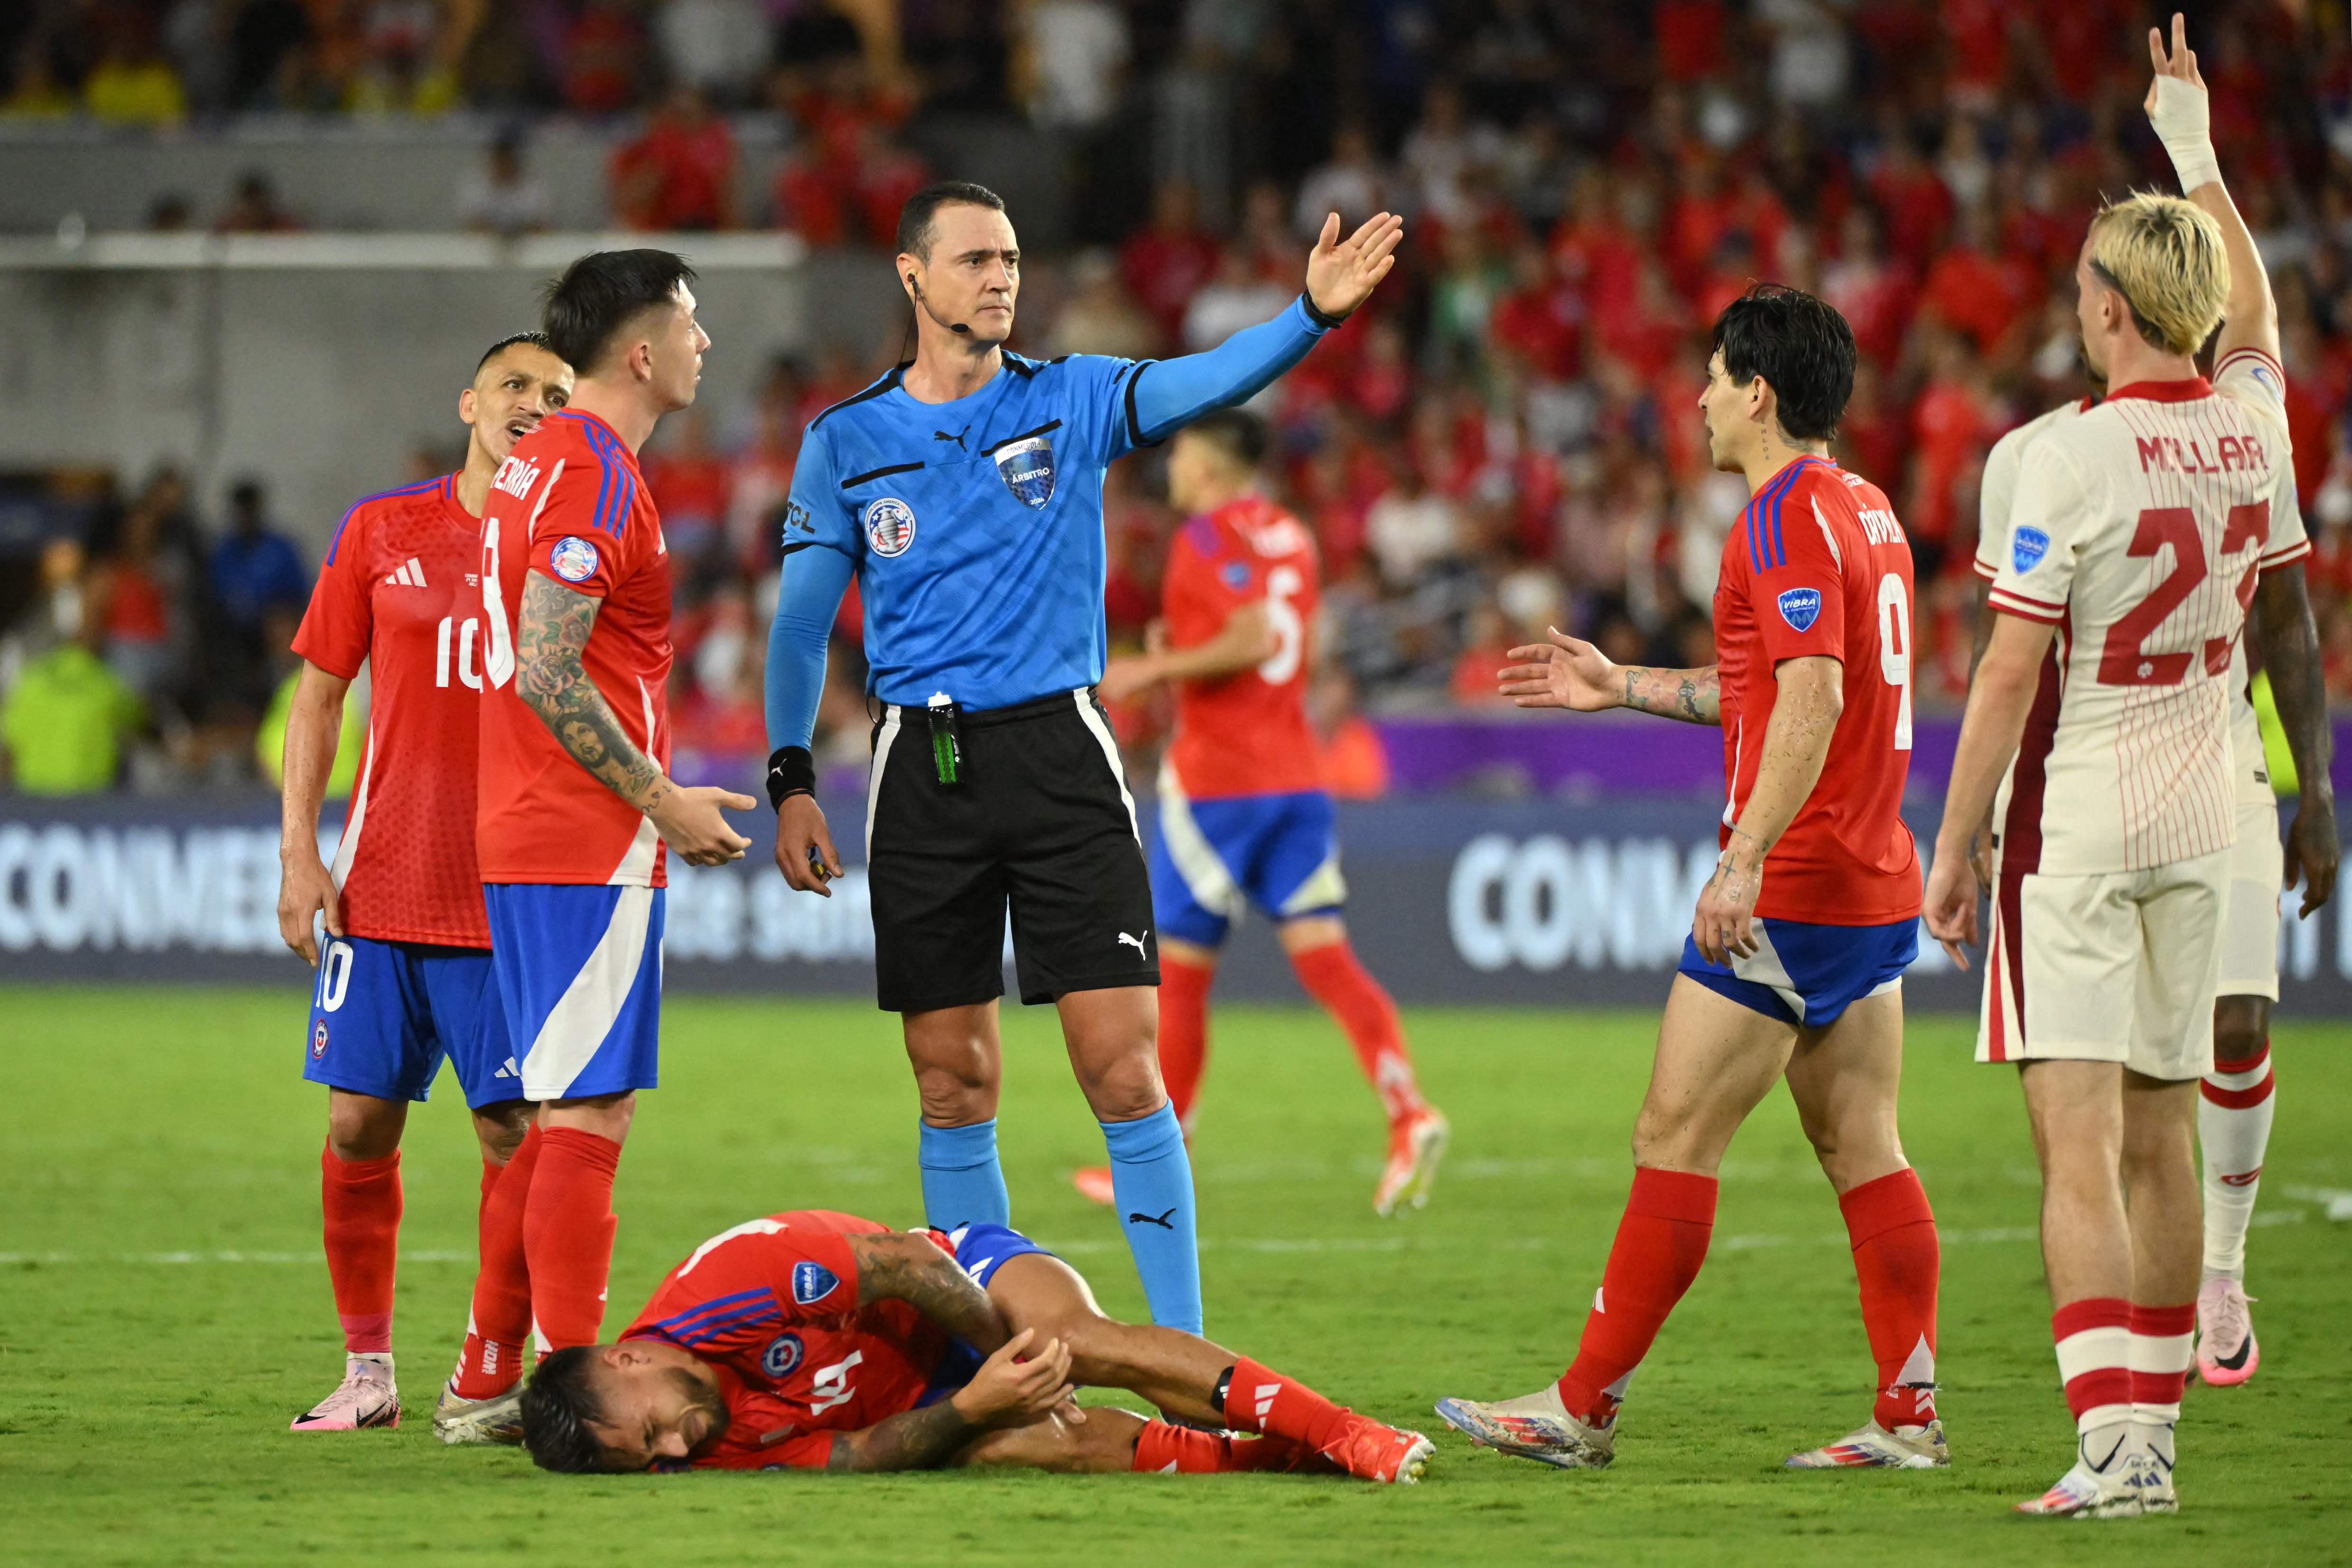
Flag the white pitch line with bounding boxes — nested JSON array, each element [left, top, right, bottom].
[[0, 1211, 2305, 1267]]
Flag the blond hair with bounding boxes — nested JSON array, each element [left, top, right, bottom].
[[2087, 192, 2230, 357]]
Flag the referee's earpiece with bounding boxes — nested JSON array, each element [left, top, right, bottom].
[[908, 274, 973, 337]]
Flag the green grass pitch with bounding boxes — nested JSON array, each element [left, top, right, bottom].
[[4, 984, 2348, 1567]]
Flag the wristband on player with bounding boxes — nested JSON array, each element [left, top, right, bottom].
[[766, 745, 817, 810], [1298, 291, 1349, 331], [2149, 75, 2222, 193]]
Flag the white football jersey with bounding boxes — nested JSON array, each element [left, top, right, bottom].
[[1977, 376, 2310, 813], [1978, 348, 2299, 875]]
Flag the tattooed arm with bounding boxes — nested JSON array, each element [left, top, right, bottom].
[[1496, 627, 1718, 723], [515, 568, 663, 806], [825, 1328, 1072, 1473], [514, 569, 757, 865], [847, 1232, 1010, 1354]]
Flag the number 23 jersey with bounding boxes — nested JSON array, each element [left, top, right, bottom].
[[1983, 353, 2291, 875], [1713, 455, 1920, 925]]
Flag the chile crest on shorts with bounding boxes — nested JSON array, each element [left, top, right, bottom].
[[865, 498, 916, 557], [761, 1332, 804, 1377], [310, 1019, 329, 1059], [992, 435, 1056, 508], [1777, 587, 1822, 633]]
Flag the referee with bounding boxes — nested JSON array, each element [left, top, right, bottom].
[[763, 180, 1401, 1333]]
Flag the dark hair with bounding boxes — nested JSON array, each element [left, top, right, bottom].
[[1708, 283, 1856, 443], [895, 181, 1006, 261], [1176, 408, 1268, 469], [475, 330, 555, 375], [520, 1346, 611, 1474], [541, 249, 697, 376]]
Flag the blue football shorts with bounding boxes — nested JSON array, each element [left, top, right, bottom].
[[913, 1223, 1063, 1407], [483, 883, 665, 1103], [1149, 775, 1347, 948], [1677, 915, 1919, 1030], [302, 936, 519, 1107]]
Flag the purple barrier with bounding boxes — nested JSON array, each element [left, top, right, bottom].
[[1372, 712, 2352, 799]]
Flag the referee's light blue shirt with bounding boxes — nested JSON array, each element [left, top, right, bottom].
[[766, 295, 1332, 747]]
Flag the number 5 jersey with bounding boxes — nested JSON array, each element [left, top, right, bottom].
[[1711, 454, 1921, 925], [1980, 350, 2297, 875]]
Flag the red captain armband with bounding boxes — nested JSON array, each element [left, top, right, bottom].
[[765, 746, 817, 811]]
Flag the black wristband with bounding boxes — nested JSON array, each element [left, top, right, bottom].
[[1299, 291, 1348, 331], [766, 746, 816, 811]]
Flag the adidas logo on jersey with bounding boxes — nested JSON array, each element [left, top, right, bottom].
[[383, 557, 428, 587]]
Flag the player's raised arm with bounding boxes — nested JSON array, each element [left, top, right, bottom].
[[1498, 627, 1721, 723], [2145, 13, 2278, 367], [1126, 213, 1404, 444], [513, 569, 754, 865], [275, 661, 354, 964], [825, 1329, 1072, 1473]]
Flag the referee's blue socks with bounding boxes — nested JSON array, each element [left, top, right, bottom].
[[1101, 1103, 1204, 1334], [917, 1119, 1012, 1232]]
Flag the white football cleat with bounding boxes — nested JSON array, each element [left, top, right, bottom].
[[1434, 1384, 1614, 1470], [1374, 1109, 1449, 1217], [290, 1361, 400, 1432], [1785, 1417, 1948, 1469], [433, 1382, 525, 1446], [2015, 1451, 2150, 1519], [2195, 1277, 2259, 1387]]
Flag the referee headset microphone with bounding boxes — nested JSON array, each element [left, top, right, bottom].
[[906, 274, 973, 337]]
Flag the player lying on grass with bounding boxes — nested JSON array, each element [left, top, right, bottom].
[[517, 1208, 1431, 1481]]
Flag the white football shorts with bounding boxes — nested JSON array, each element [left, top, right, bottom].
[[2217, 796, 2284, 1002], [1976, 846, 2228, 1081]]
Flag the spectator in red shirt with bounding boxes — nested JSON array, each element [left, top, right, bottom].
[[1489, 242, 1582, 385], [1548, 168, 1644, 320], [640, 409, 734, 567], [561, 0, 645, 116], [1918, 203, 2033, 356], [612, 85, 738, 231], [1903, 331, 1994, 580], [1820, 207, 1913, 365], [1120, 180, 1221, 342], [1654, 0, 1728, 83], [1867, 128, 1952, 269]]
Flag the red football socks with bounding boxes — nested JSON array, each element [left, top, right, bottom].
[[2128, 1301, 2196, 1420], [1288, 941, 1428, 1123], [452, 1123, 542, 1399], [1555, 1166, 1718, 1425], [2052, 1297, 2136, 1432], [1219, 1355, 1350, 1452], [1838, 1167, 1942, 1431], [522, 1127, 622, 1352], [320, 1146, 402, 1355], [1156, 954, 1214, 1130], [1133, 1420, 1329, 1474]]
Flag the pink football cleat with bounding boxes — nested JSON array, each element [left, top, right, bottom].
[[1071, 1165, 1117, 1207], [290, 1361, 401, 1431], [2195, 1277, 2260, 1386]]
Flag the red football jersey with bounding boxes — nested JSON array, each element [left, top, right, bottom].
[[1162, 496, 1325, 799], [290, 473, 492, 948], [476, 410, 674, 886], [622, 1210, 953, 1471], [1712, 455, 1921, 925]]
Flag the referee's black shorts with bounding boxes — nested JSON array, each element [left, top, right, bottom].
[[865, 688, 1160, 1013]]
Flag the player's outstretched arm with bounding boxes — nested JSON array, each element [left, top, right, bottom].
[[514, 569, 754, 866], [825, 1329, 1072, 1473], [2252, 565, 2339, 916], [847, 1232, 1011, 1354], [1499, 627, 1720, 722], [276, 660, 352, 965], [1693, 655, 1841, 964], [2145, 13, 2279, 366], [1925, 612, 2059, 965], [1099, 603, 1276, 704]]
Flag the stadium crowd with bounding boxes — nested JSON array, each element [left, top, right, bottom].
[[9, 0, 2352, 796]]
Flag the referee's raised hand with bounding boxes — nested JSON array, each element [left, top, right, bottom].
[[775, 793, 843, 897], [1305, 211, 1405, 321]]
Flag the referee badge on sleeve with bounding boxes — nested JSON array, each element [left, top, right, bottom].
[[993, 436, 1056, 508]]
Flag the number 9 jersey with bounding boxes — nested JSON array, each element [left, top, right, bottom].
[[1712, 454, 1921, 925], [1161, 496, 1322, 800]]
